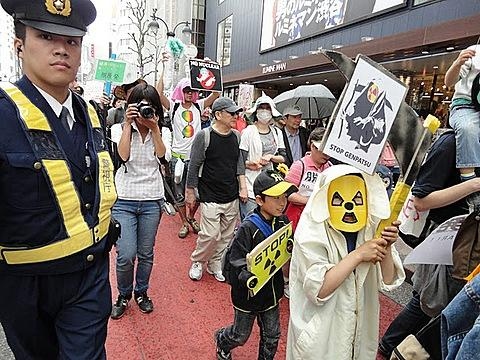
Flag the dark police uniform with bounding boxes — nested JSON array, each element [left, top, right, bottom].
[[0, 1, 117, 359]]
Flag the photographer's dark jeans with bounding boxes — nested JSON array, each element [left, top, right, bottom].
[[379, 291, 431, 356], [217, 306, 280, 360]]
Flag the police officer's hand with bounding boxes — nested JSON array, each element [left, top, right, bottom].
[[125, 104, 138, 125]]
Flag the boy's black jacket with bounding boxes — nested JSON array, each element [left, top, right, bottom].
[[227, 209, 289, 312]]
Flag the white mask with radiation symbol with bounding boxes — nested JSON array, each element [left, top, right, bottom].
[[256, 109, 273, 123], [327, 174, 368, 232]]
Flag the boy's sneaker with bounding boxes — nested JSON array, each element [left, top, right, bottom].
[[134, 292, 154, 313], [207, 268, 226, 282], [189, 262, 203, 281], [111, 294, 129, 320], [214, 328, 232, 360]]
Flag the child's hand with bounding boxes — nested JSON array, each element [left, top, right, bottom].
[[381, 220, 400, 247], [455, 49, 476, 66], [354, 238, 388, 264]]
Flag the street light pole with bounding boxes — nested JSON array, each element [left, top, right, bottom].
[[147, 9, 192, 92]]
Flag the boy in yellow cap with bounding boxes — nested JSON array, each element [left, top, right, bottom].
[[215, 170, 296, 360]]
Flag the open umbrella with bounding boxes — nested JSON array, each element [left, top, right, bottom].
[[273, 84, 337, 122]]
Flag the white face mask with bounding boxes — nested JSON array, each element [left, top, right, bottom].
[[256, 109, 272, 123]]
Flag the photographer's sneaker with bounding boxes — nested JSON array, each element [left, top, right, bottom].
[[189, 261, 203, 281], [111, 294, 129, 320], [207, 268, 225, 282], [134, 292, 154, 314]]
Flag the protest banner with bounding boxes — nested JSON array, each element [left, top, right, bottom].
[[322, 55, 408, 174], [246, 223, 293, 296], [404, 215, 467, 266], [189, 59, 223, 92]]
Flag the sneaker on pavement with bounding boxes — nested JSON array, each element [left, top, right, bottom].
[[111, 294, 129, 320], [214, 328, 232, 360], [187, 218, 201, 234], [134, 292, 154, 313], [189, 261, 203, 281], [284, 281, 290, 299], [178, 224, 189, 239], [207, 268, 226, 282]]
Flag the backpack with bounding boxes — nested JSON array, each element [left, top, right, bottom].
[[221, 213, 274, 284], [451, 211, 480, 279]]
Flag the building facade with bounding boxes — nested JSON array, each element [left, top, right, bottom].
[[0, 7, 17, 82], [205, 0, 480, 121]]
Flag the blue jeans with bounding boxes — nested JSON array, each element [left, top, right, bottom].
[[441, 274, 480, 360], [112, 199, 163, 297], [216, 306, 280, 360], [449, 106, 480, 168], [239, 198, 257, 221], [379, 291, 431, 356]]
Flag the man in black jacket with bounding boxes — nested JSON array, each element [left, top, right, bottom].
[[281, 105, 310, 167]]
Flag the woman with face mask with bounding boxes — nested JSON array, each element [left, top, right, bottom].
[[239, 94, 287, 219]]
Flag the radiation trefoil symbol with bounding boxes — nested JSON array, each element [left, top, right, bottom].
[[264, 249, 282, 276], [341, 79, 393, 152]]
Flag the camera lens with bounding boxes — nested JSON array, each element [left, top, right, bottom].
[[137, 103, 155, 119]]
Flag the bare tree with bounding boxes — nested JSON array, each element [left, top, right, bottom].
[[126, 0, 154, 78], [146, 33, 165, 84]]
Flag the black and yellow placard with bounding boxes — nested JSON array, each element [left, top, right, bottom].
[[246, 223, 293, 296]]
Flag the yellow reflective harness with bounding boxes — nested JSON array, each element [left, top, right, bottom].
[[0, 82, 117, 265]]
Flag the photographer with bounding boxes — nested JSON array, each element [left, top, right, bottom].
[[110, 83, 168, 319]]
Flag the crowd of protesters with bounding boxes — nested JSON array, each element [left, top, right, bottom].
[[2, 1, 477, 355]]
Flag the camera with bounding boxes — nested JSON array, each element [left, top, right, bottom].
[[136, 102, 156, 119]]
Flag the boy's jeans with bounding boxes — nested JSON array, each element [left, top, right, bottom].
[[113, 199, 162, 297], [441, 274, 480, 360], [217, 306, 280, 360]]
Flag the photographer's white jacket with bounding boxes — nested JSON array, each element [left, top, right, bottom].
[[286, 165, 405, 360]]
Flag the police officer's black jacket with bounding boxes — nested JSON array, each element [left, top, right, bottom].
[[228, 209, 288, 312], [0, 76, 115, 275]]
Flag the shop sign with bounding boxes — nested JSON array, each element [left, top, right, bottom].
[[262, 62, 287, 74]]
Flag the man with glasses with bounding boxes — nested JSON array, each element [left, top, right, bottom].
[[186, 97, 247, 282], [157, 74, 219, 238]]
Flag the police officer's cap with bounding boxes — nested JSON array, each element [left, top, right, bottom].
[[1, 0, 96, 37]]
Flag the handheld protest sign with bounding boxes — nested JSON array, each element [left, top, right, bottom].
[[320, 50, 440, 238], [246, 223, 293, 296], [322, 55, 407, 175], [189, 59, 223, 92]]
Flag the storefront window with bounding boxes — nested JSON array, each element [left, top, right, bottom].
[[217, 15, 232, 66]]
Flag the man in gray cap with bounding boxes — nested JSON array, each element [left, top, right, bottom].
[[281, 104, 310, 167], [0, 1, 117, 359], [186, 97, 247, 282]]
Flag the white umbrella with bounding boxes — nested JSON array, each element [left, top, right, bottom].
[[273, 84, 337, 120]]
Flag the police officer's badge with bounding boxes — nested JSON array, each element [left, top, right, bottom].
[[45, 0, 71, 17]]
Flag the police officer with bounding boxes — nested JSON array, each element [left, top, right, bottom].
[[0, 1, 117, 359]]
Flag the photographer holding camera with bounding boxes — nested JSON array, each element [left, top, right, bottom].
[[110, 82, 168, 319]]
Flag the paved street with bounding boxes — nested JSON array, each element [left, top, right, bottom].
[[0, 214, 413, 359]]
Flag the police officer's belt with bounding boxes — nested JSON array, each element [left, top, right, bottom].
[[0, 82, 117, 265]]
